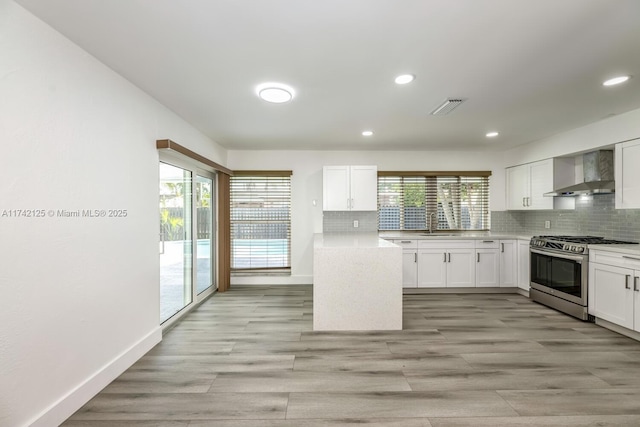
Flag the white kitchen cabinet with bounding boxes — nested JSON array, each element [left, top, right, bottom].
[[323, 165, 377, 211], [394, 239, 418, 288], [517, 239, 531, 291], [505, 158, 575, 211], [589, 248, 640, 332], [475, 240, 500, 288], [615, 139, 640, 209], [589, 262, 635, 329], [418, 240, 475, 288], [417, 249, 448, 287], [476, 248, 500, 287], [499, 240, 517, 287]]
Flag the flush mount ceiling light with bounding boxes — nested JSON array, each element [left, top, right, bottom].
[[256, 82, 295, 103], [362, 130, 374, 136], [394, 74, 415, 85], [603, 75, 630, 86], [485, 131, 499, 138]]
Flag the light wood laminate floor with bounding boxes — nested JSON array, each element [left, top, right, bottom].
[[64, 286, 640, 426]]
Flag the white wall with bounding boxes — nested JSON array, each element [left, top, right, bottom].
[[0, 2, 227, 426], [505, 107, 640, 166], [227, 150, 505, 285]]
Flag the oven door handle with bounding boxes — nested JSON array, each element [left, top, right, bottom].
[[530, 248, 585, 263]]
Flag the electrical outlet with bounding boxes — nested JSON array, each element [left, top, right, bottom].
[[353, 220, 359, 228], [544, 220, 551, 229]]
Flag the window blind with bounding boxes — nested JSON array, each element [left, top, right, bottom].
[[378, 173, 490, 231], [230, 172, 291, 271]]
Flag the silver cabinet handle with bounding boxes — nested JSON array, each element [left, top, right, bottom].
[[635, 277, 639, 292], [400, 240, 412, 243], [477, 253, 480, 262], [522, 197, 526, 207], [448, 253, 451, 263], [527, 197, 531, 206], [443, 253, 447, 263], [501, 243, 505, 253], [482, 240, 495, 243], [351, 198, 354, 209], [626, 275, 631, 289], [414, 253, 417, 263], [623, 255, 640, 261]]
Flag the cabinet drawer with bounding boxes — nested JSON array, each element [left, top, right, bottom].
[[590, 250, 640, 270], [419, 239, 475, 249], [475, 240, 500, 249], [394, 239, 418, 249]]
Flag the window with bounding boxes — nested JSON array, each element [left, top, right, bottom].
[[378, 172, 491, 231], [230, 172, 292, 271]]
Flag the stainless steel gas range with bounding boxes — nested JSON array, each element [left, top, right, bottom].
[[530, 235, 637, 320]]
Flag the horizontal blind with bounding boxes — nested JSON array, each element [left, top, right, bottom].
[[378, 174, 490, 231], [230, 174, 291, 270]]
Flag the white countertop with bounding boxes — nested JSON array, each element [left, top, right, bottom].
[[378, 231, 534, 241], [314, 232, 397, 248], [588, 243, 640, 255]]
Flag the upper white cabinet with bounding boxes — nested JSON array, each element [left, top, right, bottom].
[[615, 139, 640, 209], [506, 158, 575, 210], [323, 165, 378, 211]]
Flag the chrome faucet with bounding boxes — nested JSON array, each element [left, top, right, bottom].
[[428, 212, 437, 233]]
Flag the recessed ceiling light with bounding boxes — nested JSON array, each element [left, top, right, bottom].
[[256, 82, 295, 103], [394, 74, 415, 85], [362, 131, 374, 136], [485, 131, 499, 138], [603, 75, 630, 86]]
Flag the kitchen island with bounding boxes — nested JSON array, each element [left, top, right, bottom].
[[313, 233, 402, 331]]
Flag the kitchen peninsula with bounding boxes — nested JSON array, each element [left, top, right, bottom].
[[313, 233, 402, 331]]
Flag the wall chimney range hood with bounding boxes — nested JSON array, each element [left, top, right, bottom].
[[544, 150, 615, 197]]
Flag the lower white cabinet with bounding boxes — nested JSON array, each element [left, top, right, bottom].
[[517, 239, 531, 291], [417, 250, 448, 287], [589, 249, 640, 332], [395, 238, 518, 289], [476, 248, 500, 287], [395, 240, 419, 288], [417, 240, 476, 288], [499, 240, 517, 287]]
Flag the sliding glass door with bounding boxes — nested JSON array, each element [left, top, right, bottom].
[[159, 160, 216, 325], [159, 163, 193, 323], [196, 175, 215, 295]]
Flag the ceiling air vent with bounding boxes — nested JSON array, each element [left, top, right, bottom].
[[430, 98, 466, 115]]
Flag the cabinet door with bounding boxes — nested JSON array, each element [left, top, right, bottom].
[[476, 249, 499, 287], [499, 240, 517, 287], [417, 250, 447, 288], [589, 262, 634, 329], [402, 250, 418, 288], [349, 165, 378, 211], [323, 166, 350, 210], [517, 240, 530, 291], [447, 249, 476, 287], [634, 272, 640, 333], [506, 165, 529, 210], [615, 140, 640, 209], [529, 159, 554, 210]]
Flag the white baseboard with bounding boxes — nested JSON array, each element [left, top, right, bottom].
[[28, 326, 162, 427], [231, 275, 313, 285]]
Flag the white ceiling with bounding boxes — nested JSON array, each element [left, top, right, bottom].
[[16, 0, 640, 151]]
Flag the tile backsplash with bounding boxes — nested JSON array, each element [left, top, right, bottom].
[[491, 194, 640, 242], [323, 211, 378, 233]]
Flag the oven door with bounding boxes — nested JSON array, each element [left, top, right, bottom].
[[530, 248, 587, 306]]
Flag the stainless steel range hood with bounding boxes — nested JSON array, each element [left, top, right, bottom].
[[544, 150, 615, 197]]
